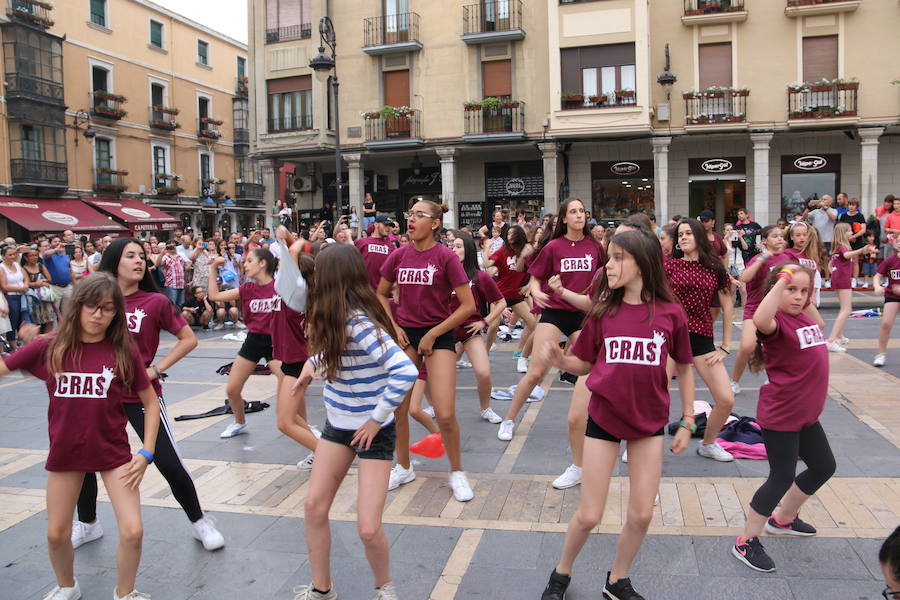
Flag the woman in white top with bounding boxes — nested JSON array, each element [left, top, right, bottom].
[[0, 245, 33, 347], [70, 246, 89, 282]]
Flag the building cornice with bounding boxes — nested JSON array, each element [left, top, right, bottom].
[[127, 0, 247, 50]]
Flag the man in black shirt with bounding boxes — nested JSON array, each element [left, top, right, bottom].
[[733, 208, 762, 264]]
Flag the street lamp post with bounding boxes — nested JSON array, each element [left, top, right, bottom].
[[309, 16, 341, 226]]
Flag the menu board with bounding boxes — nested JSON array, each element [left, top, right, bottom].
[[458, 202, 484, 231]]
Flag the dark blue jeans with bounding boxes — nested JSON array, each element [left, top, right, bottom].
[[164, 286, 185, 308], [3, 293, 33, 343]]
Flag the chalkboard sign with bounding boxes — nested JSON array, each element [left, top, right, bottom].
[[486, 176, 543, 199], [458, 201, 484, 231]]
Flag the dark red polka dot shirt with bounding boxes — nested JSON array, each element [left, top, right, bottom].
[[665, 258, 719, 338]]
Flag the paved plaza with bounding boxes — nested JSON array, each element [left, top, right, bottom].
[[0, 294, 898, 599]]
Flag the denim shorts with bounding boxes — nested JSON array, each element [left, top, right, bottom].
[[321, 420, 396, 460]]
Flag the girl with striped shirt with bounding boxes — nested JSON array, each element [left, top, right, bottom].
[[291, 243, 417, 600]]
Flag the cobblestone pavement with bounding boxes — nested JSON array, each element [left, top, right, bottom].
[[0, 303, 897, 599]]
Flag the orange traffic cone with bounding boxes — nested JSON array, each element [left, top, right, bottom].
[[410, 432, 445, 458]]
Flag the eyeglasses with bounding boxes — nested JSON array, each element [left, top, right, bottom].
[[884, 588, 900, 599], [404, 210, 434, 221], [82, 302, 117, 317]]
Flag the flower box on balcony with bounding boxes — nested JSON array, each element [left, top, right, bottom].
[[201, 117, 224, 126], [153, 106, 180, 115], [502, 101, 521, 109], [198, 129, 222, 140], [809, 84, 833, 93], [150, 120, 179, 130], [203, 178, 226, 185], [836, 81, 859, 91], [588, 95, 607, 104], [12, 7, 53, 27], [207, 191, 225, 200], [155, 173, 181, 181], [616, 89, 635, 98], [97, 183, 127, 193], [733, 88, 750, 97], [93, 90, 126, 103], [689, 115, 711, 124], [463, 102, 481, 112], [93, 106, 127, 119], [156, 186, 184, 196], [561, 93, 584, 102], [97, 168, 128, 176]]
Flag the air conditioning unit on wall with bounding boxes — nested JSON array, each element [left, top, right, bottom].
[[293, 176, 313, 192]]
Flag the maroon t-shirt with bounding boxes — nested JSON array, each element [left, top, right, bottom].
[[3, 335, 150, 472], [380, 243, 469, 328], [710, 232, 727, 258], [272, 303, 308, 364], [570, 301, 693, 440], [665, 259, 719, 338], [239, 280, 279, 335], [355, 236, 394, 290], [829, 245, 852, 290], [450, 271, 504, 327], [490, 246, 528, 301], [742, 252, 791, 320], [783, 247, 819, 307], [877, 254, 900, 300], [756, 311, 828, 431], [528, 236, 601, 312], [124, 290, 186, 398]]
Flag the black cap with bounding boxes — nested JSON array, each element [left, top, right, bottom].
[[374, 215, 391, 224], [698, 210, 715, 221]]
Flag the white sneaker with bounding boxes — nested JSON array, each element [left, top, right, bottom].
[[449, 471, 474, 502], [621, 449, 628, 463], [373, 581, 398, 600], [219, 421, 248, 438], [516, 356, 529, 373], [423, 406, 435, 418], [552, 464, 583, 490], [697, 441, 735, 462], [838, 336, 849, 346], [654, 493, 660, 506], [527, 385, 545, 402], [497, 419, 515, 441], [191, 515, 225, 551], [297, 453, 315, 469], [826, 340, 847, 353], [212, 323, 224, 331], [456, 359, 472, 369], [873, 353, 886, 367], [293, 584, 337, 600], [388, 464, 416, 491], [113, 590, 151, 600], [42, 580, 81, 600], [235, 321, 247, 329], [510, 329, 522, 339], [70, 519, 103, 549], [730, 380, 741, 395], [480, 407, 502, 424]]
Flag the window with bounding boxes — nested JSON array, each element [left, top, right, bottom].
[[197, 40, 209, 66], [266, 0, 312, 41], [151, 83, 165, 108], [91, 66, 109, 93], [21, 125, 42, 161], [153, 146, 167, 177], [9, 123, 68, 183], [149, 20, 164, 48], [698, 43, 733, 117], [237, 56, 246, 79], [95, 138, 112, 184], [267, 76, 313, 131], [4, 27, 64, 97], [482, 59, 512, 98], [561, 43, 636, 107], [90, 0, 107, 27], [198, 96, 210, 120], [233, 98, 249, 130], [802, 35, 838, 82]]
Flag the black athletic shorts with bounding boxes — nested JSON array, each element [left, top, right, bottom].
[[886, 298, 900, 304], [279, 360, 305, 378], [689, 332, 716, 356], [321, 419, 396, 460], [402, 325, 456, 353], [539, 308, 585, 338], [506, 297, 525, 308], [585, 415, 664, 443], [238, 332, 273, 363]]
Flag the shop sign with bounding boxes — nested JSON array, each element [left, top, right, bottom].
[[458, 201, 484, 230], [793, 156, 827, 171], [591, 160, 654, 180], [486, 175, 543, 198], [688, 157, 746, 176], [610, 162, 641, 176], [42, 211, 78, 226], [780, 154, 840, 174], [701, 159, 732, 173], [399, 167, 443, 192]]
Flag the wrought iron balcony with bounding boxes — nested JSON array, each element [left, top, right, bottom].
[[463, 100, 525, 140], [683, 88, 749, 126], [4, 72, 64, 104], [236, 182, 265, 200], [683, 0, 746, 17], [7, 0, 54, 29], [149, 106, 180, 131], [363, 12, 422, 55], [11, 158, 67, 186], [787, 80, 858, 121], [267, 115, 313, 133], [785, 0, 860, 15], [236, 76, 249, 97], [94, 168, 128, 194], [198, 117, 224, 141], [91, 90, 127, 121], [364, 109, 421, 145], [462, 0, 525, 43], [265, 23, 312, 43], [201, 178, 226, 199], [152, 174, 183, 196], [560, 91, 636, 110]]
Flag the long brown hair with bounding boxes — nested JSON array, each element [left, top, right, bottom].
[[307, 244, 397, 381], [588, 229, 677, 321], [748, 261, 805, 373], [672, 218, 729, 291], [48, 272, 135, 387]]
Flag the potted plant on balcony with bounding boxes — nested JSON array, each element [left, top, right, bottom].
[[201, 117, 224, 126], [561, 92, 584, 103], [809, 78, 834, 93], [588, 94, 608, 104], [704, 86, 727, 98], [788, 83, 808, 93], [203, 177, 226, 186], [463, 101, 481, 112], [682, 90, 699, 100], [154, 105, 180, 115], [379, 105, 398, 120], [97, 168, 129, 176], [501, 100, 520, 109], [481, 97, 502, 112], [732, 87, 750, 97], [360, 110, 381, 119], [615, 88, 635, 101], [97, 183, 127, 193], [689, 113, 711, 125], [93, 105, 128, 119], [835, 78, 859, 91], [198, 129, 222, 139]]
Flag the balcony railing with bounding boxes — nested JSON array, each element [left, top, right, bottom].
[[234, 128, 250, 146], [265, 23, 312, 43], [464, 100, 525, 136], [365, 109, 421, 142], [94, 168, 127, 194], [787, 80, 858, 120], [201, 178, 225, 199], [7, 0, 54, 29], [561, 91, 637, 110], [149, 107, 180, 131], [787, 0, 851, 5], [236, 76, 249, 97], [683, 88, 749, 125], [364, 12, 420, 48], [267, 115, 313, 133], [91, 90, 127, 121], [4, 72, 64, 104], [198, 117, 224, 140], [683, 0, 745, 16], [236, 182, 265, 200], [152, 175, 183, 196], [11, 158, 67, 186], [462, 0, 524, 36]]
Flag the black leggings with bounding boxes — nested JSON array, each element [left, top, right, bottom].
[[749, 422, 836, 518], [77, 398, 204, 524]]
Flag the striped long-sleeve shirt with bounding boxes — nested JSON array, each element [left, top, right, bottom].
[[309, 311, 417, 430]]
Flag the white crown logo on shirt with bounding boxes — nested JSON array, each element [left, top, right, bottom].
[[126, 308, 147, 333]]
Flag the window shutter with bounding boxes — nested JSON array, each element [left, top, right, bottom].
[[267, 75, 312, 94], [266, 0, 278, 29], [699, 43, 732, 89], [150, 22, 162, 47], [802, 35, 838, 82], [278, 0, 301, 27], [482, 59, 512, 97], [384, 70, 410, 107]]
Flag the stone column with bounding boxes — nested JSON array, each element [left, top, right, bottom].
[[260, 158, 279, 215], [538, 141, 561, 216], [651, 136, 672, 224], [859, 127, 885, 219], [435, 146, 459, 229], [750, 132, 774, 226], [344, 152, 365, 224]]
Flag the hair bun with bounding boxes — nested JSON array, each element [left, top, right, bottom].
[[441, 204, 449, 214]]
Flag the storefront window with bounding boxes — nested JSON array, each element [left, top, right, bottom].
[[780, 154, 840, 220], [590, 161, 654, 225]]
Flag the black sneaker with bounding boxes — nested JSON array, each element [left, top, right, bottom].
[[541, 569, 570, 600], [603, 572, 645, 600], [765, 514, 817, 536], [732, 536, 776, 572], [558, 371, 578, 385]]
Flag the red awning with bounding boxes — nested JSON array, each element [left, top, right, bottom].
[[0, 197, 128, 235], [82, 198, 179, 232]]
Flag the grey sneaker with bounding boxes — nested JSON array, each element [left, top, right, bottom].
[[697, 441, 734, 462], [372, 581, 398, 600], [293, 584, 337, 600]]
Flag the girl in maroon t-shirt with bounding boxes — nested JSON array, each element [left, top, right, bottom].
[[874, 236, 900, 366], [450, 234, 506, 425], [730, 225, 789, 392], [498, 199, 601, 443], [377, 200, 477, 502], [536, 229, 695, 600], [209, 248, 280, 439], [668, 218, 736, 462], [825, 222, 879, 352], [784, 221, 827, 329], [1, 273, 159, 600], [733, 263, 836, 574]]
